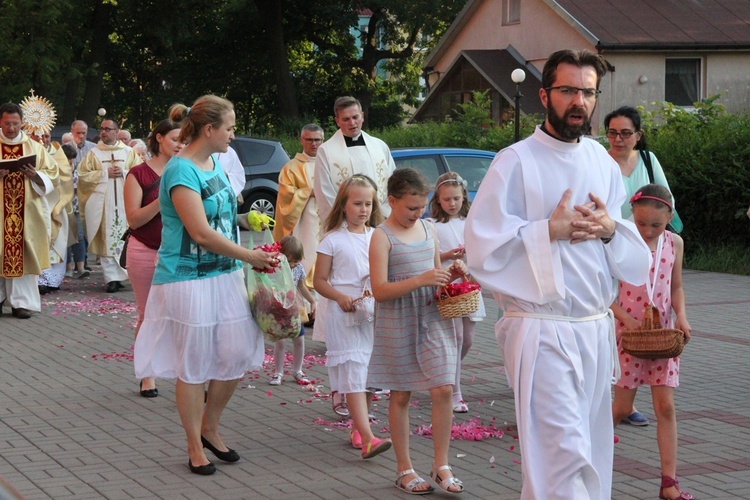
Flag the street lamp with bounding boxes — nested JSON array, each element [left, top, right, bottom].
[[511, 68, 526, 143]]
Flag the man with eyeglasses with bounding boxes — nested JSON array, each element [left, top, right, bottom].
[[465, 49, 650, 499], [0, 102, 59, 319], [314, 96, 395, 221], [78, 119, 139, 293], [274, 124, 324, 290]]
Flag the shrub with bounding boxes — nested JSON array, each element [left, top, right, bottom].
[[377, 91, 538, 151], [639, 97, 750, 250]]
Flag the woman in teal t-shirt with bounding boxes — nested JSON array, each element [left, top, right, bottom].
[[134, 95, 278, 476]]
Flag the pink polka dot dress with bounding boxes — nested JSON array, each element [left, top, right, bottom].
[[615, 231, 680, 389]]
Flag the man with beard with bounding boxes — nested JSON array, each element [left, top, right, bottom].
[[464, 49, 650, 499], [78, 119, 139, 292]]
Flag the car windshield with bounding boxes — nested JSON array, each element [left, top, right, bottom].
[[443, 156, 493, 192]]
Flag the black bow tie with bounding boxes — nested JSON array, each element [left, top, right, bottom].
[[344, 135, 366, 147]]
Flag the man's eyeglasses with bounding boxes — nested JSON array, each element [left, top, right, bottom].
[[100, 127, 117, 132], [605, 129, 636, 139], [302, 138, 323, 143], [545, 86, 601, 100]]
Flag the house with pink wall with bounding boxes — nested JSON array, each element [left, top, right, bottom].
[[413, 0, 750, 129]]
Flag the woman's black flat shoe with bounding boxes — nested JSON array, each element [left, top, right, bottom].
[[201, 435, 240, 462], [139, 381, 158, 398], [188, 460, 216, 475]]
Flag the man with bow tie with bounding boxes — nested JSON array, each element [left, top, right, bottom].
[[314, 96, 395, 221]]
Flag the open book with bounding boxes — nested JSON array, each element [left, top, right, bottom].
[[0, 153, 36, 173]]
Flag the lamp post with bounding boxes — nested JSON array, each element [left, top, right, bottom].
[[511, 68, 526, 143]]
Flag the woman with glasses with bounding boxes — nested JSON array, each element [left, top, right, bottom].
[[604, 106, 677, 222]]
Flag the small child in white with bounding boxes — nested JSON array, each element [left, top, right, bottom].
[[269, 235, 317, 386]]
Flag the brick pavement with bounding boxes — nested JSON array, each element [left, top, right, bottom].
[[0, 267, 748, 499]]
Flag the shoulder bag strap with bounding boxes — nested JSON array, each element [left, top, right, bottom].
[[143, 176, 161, 197], [639, 149, 655, 183]]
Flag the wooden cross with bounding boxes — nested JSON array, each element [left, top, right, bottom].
[[101, 153, 122, 168], [101, 153, 122, 205]]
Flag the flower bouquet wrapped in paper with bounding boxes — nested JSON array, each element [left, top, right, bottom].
[[434, 276, 481, 318], [247, 230, 301, 341]]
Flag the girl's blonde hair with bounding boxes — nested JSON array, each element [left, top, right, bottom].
[[429, 171, 471, 223], [323, 174, 383, 233], [168, 95, 233, 144]]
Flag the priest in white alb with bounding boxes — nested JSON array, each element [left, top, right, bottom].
[[0, 102, 59, 319], [78, 119, 139, 293], [465, 50, 650, 500], [314, 96, 395, 222]]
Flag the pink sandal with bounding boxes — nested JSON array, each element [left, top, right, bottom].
[[361, 436, 392, 459], [659, 476, 694, 500], [349, 429, 362, 449]]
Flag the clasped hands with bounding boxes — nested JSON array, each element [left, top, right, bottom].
[[107, 165, 124, 178], [549, 189, 615, 244]]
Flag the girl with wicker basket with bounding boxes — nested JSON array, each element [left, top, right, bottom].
[[368, 168, 467, 495], [610, 184, 693, 500], [313, 174, 393, 460], [429, 172, 486, 414]]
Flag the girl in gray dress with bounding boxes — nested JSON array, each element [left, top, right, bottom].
[[368, 168, 467, 495]]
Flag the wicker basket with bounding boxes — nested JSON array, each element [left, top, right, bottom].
[[435, 278, 481, 319], [621, 304, 684, 360]]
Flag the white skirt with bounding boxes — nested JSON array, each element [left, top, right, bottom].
[[328, 360, 368, 394], [134, 269, 264, 384]]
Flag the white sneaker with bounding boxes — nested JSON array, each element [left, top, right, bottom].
[[269, 373, 283, 386], [65, 269, 74, 278]]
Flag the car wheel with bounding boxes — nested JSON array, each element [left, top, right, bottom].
[[244, 191, 276, 219]]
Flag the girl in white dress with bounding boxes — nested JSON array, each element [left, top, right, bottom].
[[429, 172, 486, 413], [313, 174, 392, 460]]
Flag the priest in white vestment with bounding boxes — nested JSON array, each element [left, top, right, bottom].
[[0, 103, 58, 318], [78, 119, 139, 293], [314, 96, 395, 222], [465, 50, 650, 500]]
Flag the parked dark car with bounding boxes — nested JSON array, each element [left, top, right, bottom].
[[391, 147, 497, 200], [230, 136, 290, 218]]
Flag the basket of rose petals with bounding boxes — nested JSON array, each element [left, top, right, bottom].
[[247, 230, 301, 341], [621, 304, 684, 360], [435, 276, 481, 318]]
